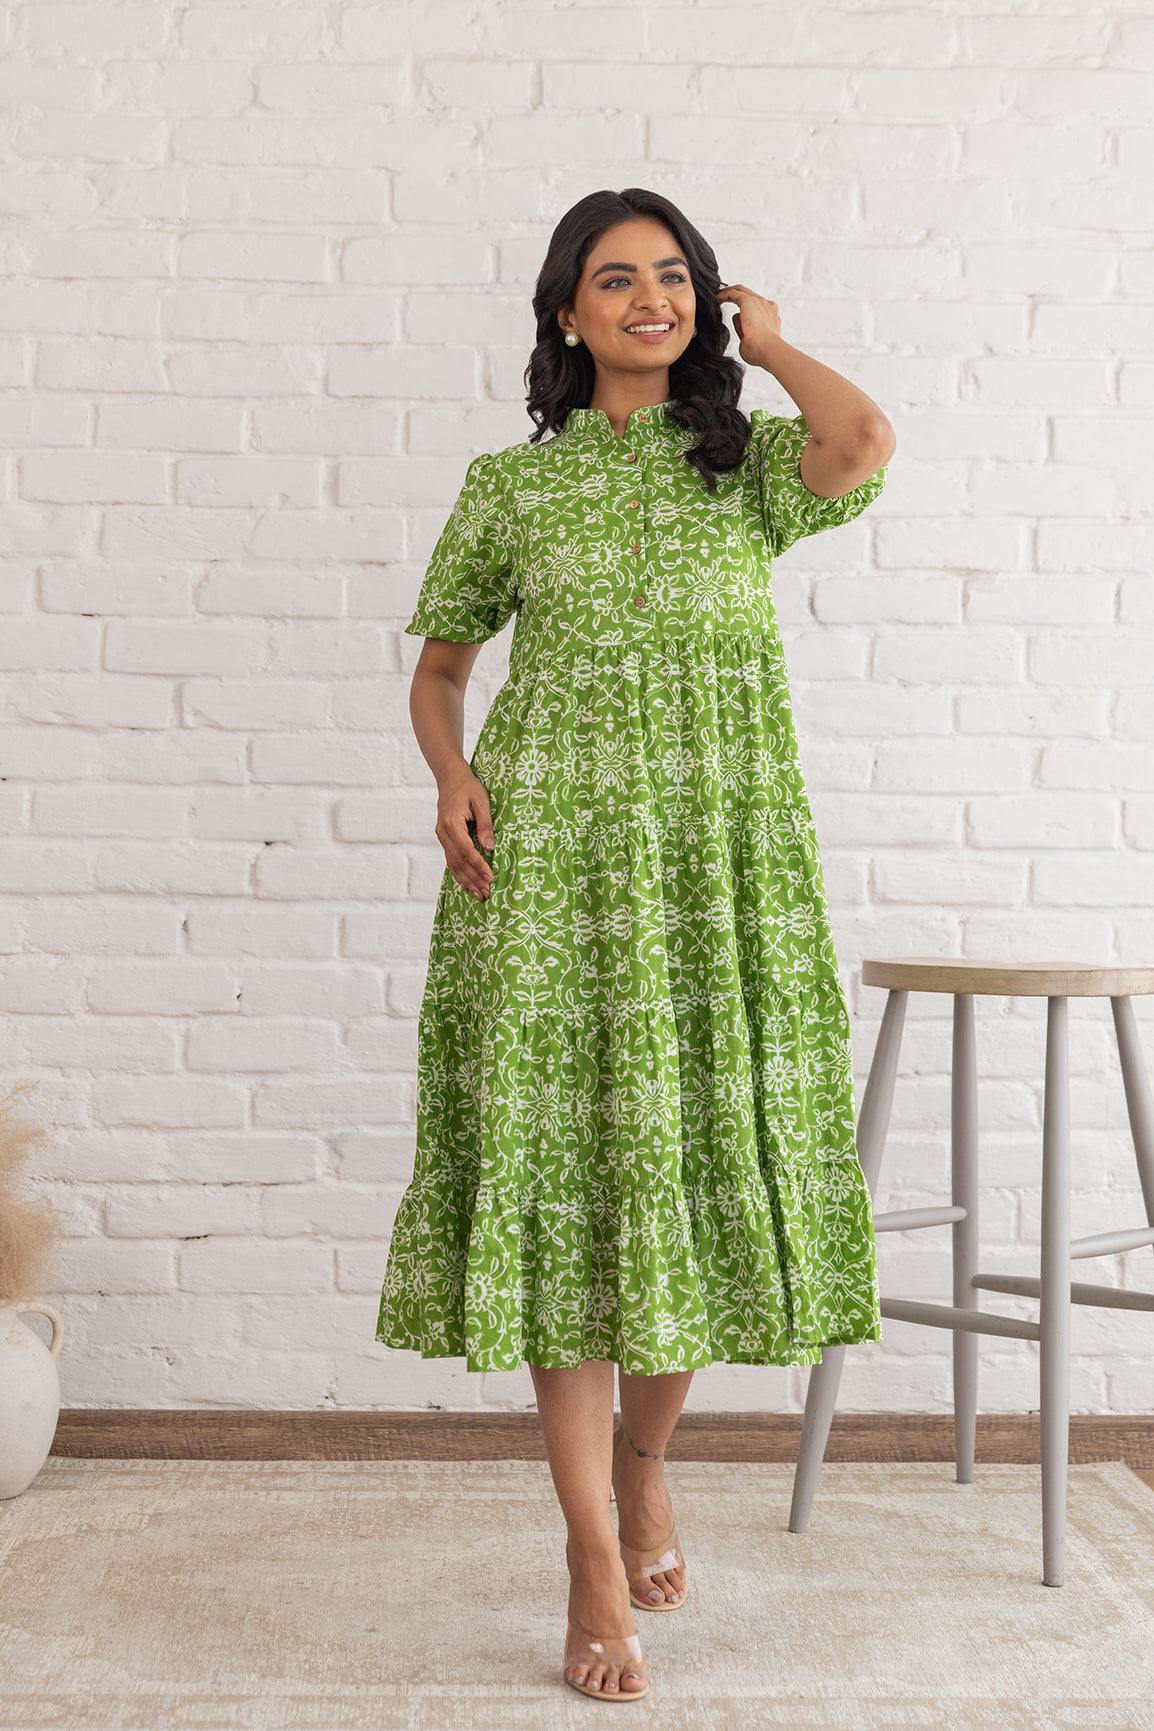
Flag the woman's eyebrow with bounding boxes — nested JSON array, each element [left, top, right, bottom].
[[590, 256, 688, 279]]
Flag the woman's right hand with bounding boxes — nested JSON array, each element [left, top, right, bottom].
[[436, 767, 496, 900]]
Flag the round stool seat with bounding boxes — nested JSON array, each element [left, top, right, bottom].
[[861, 957, 1154, 998]]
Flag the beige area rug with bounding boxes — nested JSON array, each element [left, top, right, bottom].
[[1, 1458, 1153, 1730]]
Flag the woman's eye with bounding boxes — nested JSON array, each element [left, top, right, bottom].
[[603, 273, 686, 289]]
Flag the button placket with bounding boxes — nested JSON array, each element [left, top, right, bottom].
[[626, 439, 647, 602], [623, 416, 654, 613]]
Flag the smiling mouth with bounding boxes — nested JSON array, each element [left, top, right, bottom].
[[623, 321, 675, 336]]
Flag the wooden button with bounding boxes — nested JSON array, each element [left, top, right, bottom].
[[628, 500, 639, 508], [634, 595, 646, 607], [625, 452, 637, 462], [630, 542, 641, 552]]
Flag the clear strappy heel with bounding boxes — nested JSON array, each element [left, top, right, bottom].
[[610, 1423, 688, 1611], [563, 1618, 649, 1700], [616, 1523, 688, 1611]]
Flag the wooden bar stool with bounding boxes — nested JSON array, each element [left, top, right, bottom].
[[788, 957, 1154, 1587]]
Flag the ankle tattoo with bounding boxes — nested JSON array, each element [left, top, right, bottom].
[[621, 1425, 663, 1462]]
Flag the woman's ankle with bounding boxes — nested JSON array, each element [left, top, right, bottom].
[[614, 1428, 668, 1488], [566, 1527, 621, 1568], [615, 1420, 668, 1466]]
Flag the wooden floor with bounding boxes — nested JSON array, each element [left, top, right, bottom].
[[49, 1411, 1154, 1495]]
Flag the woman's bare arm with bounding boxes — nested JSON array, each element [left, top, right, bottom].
[[716, 286, 895, 496], [409, 638, 496, 901]]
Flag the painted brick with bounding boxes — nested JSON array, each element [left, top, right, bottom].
[[13, 3, 1154, 1418]]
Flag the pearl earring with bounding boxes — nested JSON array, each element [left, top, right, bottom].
[[564, 332, 580, 346]]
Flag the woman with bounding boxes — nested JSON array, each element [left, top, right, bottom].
[[377, 187, 896, 1701]]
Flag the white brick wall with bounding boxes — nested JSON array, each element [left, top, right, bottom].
[[7, 1, 1154, 1418]]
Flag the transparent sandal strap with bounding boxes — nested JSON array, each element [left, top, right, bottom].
[[578, 1632, 644, 1661], [631, 1547, 680, 1577]]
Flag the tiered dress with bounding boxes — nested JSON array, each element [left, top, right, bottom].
[[377, 399, 888, 1374]]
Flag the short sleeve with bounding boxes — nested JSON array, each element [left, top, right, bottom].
[[405, 451, 519, 644], [749, 409, 888, 559]]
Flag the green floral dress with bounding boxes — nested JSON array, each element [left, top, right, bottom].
[[376, 400, 888, 1374]]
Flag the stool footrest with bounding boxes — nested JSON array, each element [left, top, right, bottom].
[[873, 1204, 967, 1233], [880, 1296, 1040, 1340], [972, 1272, 1154, 1312], [1070, 1225, 1154, 1259], [820, 974, 1154, 1589]]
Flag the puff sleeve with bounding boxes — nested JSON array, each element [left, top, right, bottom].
[[749, 409, 888, 559], [404, 451, 519, 644]]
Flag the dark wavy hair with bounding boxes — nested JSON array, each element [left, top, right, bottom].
[[524, 188, 750, 493]]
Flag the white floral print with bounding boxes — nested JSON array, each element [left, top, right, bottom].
[[377, 400, 888, 1372]]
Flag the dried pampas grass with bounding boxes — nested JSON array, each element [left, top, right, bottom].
[[0, 1081, 73, 1308]]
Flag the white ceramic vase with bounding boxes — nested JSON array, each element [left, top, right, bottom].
[[0, 1300, 64, 1500]]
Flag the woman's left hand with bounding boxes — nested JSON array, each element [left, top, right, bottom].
[[716, 284, 781, 367]]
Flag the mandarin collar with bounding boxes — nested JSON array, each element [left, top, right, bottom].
[[559, 399, 683, 449]]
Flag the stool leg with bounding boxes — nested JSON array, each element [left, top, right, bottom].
[[1040, 994, 1071, 1587], [789, 987, 908, 1535], [1109, 996, 1154, 1242], [951, 992, 980, 1486]]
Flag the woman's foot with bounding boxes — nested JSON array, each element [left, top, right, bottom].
[[612, 1422, 687, 1606], [563, 1538, 649, 1697]]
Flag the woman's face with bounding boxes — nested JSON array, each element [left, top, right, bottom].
[[559, 216, 697, 382]]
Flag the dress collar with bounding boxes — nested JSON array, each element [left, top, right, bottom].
[[558, 399, 685, 449]]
